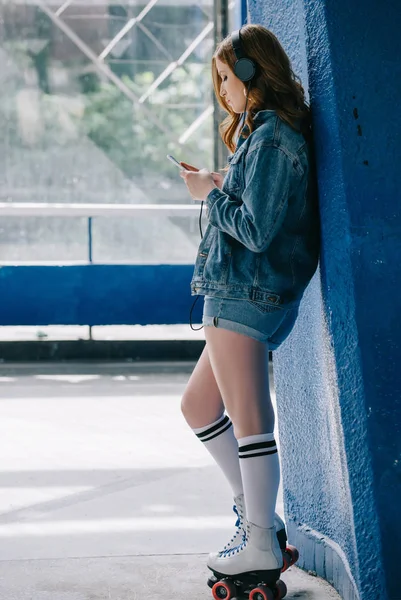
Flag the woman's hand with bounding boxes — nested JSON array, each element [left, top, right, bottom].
[[179, 168, 217, 201], [180, 161, 225, 190], [210, 172, 224, 190]]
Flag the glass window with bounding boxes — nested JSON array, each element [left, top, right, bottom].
[[0, 0, 221, 262]]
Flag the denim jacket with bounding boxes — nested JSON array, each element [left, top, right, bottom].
[[190, 109, 320, 309]]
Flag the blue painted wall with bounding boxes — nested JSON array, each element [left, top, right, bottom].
[[0, 265, 203, 325], [247, 1, 401, 599]]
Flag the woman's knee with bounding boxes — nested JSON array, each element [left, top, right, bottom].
[[180, 389, 223, 428], [180, 346, 224, 427], [180, 392, 195, 418]]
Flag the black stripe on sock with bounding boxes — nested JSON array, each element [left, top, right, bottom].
[[195, 415, 231, 441], [238, 440, 276, 454], [239, 449, 278, 459], [200, 421, 233, 442]]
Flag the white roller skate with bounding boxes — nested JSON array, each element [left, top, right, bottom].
[[207, 503, 299, 600], [216, 493, 288, 557], [207, 519, 283, 580]]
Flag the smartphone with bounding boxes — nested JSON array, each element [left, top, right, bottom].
[[167, 154, 188, 170], [167, 154, 199, 172]]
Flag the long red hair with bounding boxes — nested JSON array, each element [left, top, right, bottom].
[[212, 24, 312, 153]]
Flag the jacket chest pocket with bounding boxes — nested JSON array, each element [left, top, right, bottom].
[[224, 146, 246, 192]]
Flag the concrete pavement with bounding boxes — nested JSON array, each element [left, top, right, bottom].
[[0, 362, 341, 599]]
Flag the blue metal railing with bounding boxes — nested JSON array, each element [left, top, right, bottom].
[[0, 203, 205, 326]]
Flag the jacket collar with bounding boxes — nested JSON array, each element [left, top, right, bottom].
[[235, 109, 277, 149], [252, 109, 276, 124], [234, 109, 304, 152]]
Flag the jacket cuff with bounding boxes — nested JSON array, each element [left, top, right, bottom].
[[206, 187, 228, 214]]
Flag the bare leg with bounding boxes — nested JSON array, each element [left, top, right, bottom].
[[204, 326, 279, 530], [181, 344, 243, 497], [181, 345, 225, 428], [203, 327, 274, 439]]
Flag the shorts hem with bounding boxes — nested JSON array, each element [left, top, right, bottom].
[[202, 315, 273, 345]]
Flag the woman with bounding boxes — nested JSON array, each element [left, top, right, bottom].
[[179, 24, 320, 586]]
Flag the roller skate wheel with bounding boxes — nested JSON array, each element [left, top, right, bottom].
[[274, 580, 287, 600], [286, 544, 299, 566], [249, 584, 274, 600], [281, 551, 291, 573], [212, 578, 237, 600]]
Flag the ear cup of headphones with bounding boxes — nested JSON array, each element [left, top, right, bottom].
[[234, 57, 256, 82]]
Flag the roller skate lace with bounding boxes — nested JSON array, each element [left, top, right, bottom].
[[219, 504, 244, 555], [221, 522, 249, 557]]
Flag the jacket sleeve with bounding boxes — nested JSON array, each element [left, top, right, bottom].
[[206, 144, 294, 253]]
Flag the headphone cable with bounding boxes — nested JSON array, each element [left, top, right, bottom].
[[189, 80, 252, 331], [240, 79, 252, 136]]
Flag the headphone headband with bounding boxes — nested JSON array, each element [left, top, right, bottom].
[[231, 29, 244, 60], [231, 28, 256, 83]]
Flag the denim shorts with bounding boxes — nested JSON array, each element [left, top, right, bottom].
[[202, 295, 299, 350]]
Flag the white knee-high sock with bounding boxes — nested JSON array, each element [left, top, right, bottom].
[[192, 413, 243, 498], [238, 432, 280, 529]]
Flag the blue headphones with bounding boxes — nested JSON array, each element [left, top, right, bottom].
[[231, 29, 257, 82]]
